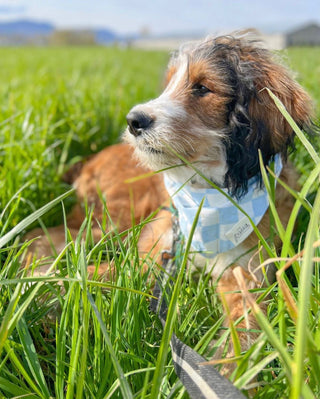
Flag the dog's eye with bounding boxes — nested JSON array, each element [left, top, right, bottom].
[[192, 83, 211, 97]]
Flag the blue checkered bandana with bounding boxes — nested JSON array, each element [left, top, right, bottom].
[[164, 154, 283, 258]]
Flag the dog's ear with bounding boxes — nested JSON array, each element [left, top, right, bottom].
[[222, 37, 313, 197], [247, 50, 312, 156]]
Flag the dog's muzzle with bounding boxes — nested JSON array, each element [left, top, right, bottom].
[[126, 111, 154, 137]]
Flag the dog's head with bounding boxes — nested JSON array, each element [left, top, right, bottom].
[[124, 34, 312, 197]]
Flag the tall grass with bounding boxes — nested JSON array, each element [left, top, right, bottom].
[[0, 47, 169, 233], [0, 46, 319, 398]]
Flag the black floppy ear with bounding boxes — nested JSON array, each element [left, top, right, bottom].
[[223, 76, 259, 198], [220, 37, 312, 198]]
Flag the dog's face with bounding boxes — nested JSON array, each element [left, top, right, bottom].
[[124, 35, 312, 197]]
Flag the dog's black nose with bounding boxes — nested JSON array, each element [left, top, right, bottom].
[[126, 111, 154, 137]]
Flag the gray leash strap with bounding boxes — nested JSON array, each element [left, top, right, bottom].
[[170, 334, 245, 399], [150, 213, 246, 399]]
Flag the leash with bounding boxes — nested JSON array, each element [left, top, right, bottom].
[[150, 209, 246, 399]]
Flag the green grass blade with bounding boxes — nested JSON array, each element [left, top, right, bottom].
[[0, 283, 22, 356], [104, 367, 156, 399], [55, 287, 72, 398], [0, 189, 74, 248], [76, 245, 90, 399], [258, 152, 287, 244], [0, 376, 38, 398], [291, 188, 320, 399], [235, 351, 278, 389], [266, 88, 320, 164], [65, 285, 81, 399], [16, 317, 51, 398], [0, 180, 32, 224], [87, 291, 134, 399], [150, 198, 205, 398], [4, 341, 44, 397]]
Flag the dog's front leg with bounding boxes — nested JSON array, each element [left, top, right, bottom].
[[86, 207, 173, 280], [137, 208, 174, 273], [216, 266, 262, 375]]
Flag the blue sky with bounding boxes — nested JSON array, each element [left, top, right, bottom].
[[0, 0, 319, 35]]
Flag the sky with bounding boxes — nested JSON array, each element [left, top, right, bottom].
[[0, 0, 319, 36]]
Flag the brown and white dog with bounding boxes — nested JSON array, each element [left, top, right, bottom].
[[26, 34, 312, 365]]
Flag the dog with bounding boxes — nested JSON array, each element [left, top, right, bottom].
[[25, 34, 312, 369]]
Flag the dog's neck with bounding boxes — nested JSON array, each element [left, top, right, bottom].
[[164, 154, 283, 258], [164, 160, 228, 190]]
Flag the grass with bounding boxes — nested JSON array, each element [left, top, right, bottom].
[[0, 45, 319, 398], [0, 46, 169, 233]]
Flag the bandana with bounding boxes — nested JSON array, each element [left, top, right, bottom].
[[164, 154, 283, 258]]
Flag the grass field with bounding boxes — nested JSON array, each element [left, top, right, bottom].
[[0, 45, 319, 399]]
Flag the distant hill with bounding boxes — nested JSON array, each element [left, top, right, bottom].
[[0, 19, 118, 45], [94, 28, 117, 44], [0, 19, 54, 36]]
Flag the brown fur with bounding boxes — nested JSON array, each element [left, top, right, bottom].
[[25, 143, 170, 273]]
